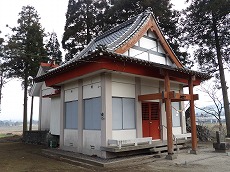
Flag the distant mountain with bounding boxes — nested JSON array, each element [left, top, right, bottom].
[[195, 104, 224, 117]]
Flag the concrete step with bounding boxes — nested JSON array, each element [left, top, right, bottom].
[[42, 149, 104, 167], [150, 144, 184, 153], [42, 149, 159, 169]]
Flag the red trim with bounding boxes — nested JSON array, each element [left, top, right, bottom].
[[42, 89, 60, 98], [42, 93, 60, 98], [45, 56, 202, 87], [40, 62, 59, 68]]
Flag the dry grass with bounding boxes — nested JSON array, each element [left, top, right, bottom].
[[0, 137, 91, 172]]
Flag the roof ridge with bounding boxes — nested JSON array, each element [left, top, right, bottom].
[[95, 15, 138, 42], [69, 14, 140, 61], [108, 11, 151, 50]]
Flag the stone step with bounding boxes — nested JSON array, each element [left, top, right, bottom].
[[42, 149, 104, 167], [150, 144, 184, 153], [42, 149, 159, 169]]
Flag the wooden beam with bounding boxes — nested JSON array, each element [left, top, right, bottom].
[[172, 93, 199, 101], [164, 72, 174, 155], [138, 92, 199, 102], [189, 76, 198, 154], [138, 92, 166, 101]]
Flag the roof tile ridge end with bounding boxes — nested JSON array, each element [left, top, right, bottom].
[[95, 16, 138, 42], [107, 12, 148, 51], [110, 12, 151, 51]]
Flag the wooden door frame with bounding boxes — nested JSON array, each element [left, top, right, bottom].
[[142, 101, 161, 139]]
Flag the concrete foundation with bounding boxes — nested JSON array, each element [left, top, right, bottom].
[[165, 153, 177, 160], [213, 142, 230, 153], [190, 149, 198, 154]]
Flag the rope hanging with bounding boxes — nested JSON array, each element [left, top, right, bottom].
[[172, 102, 190, 115]]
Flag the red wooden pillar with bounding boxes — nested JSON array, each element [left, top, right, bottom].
[[164, 72, 174, 158], [189, 76, 198, 154]]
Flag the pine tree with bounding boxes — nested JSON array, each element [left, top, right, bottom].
[[0, 31, 3, 58], [182, 0, 230, 136], [103, 0, 192, 67], [3, 6, 47, 135], [45, 32, 62, 64], [62, 0, 108, 61], [0, 31, 4, 107]]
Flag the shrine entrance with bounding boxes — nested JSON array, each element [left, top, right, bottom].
[[142, 102, 161, 140]]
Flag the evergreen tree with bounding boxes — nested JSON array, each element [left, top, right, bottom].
[[0, 31, 3, 58], [45, 32, 62, 64], [182, 0, 230, 136], [103, 0, 192, 67], [3, 6, 47, 134], [0, 31, 4, 107], [62, 0, 108, 61]]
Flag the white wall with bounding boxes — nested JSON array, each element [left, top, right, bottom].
[[64, 87, 78, 102], [64, 82, 78, 101], [149, 54, 166, 64], [112, 73, 135, 98], [141, 78, 159, 95], [83, 75, 101, 99], [122, 29, 175, 67], [40, 83, 52, 130], [83, 130, 101, 155], [112, 130, 136, 140], [40, 97, 51, 130], [129, 48, 149, 61], [172, 127, 182, 135], [64, 129, 78, 147], [50, 97, 60, 135], [158, 43, 165, 53], [41, 86, 55, 97], [139, 37, 157, 50]]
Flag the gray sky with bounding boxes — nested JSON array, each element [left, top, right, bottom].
[[0, 0, 69, 121], [1, 0, 226, 121]]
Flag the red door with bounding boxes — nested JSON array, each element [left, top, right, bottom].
[[142, 102, 161, 140]]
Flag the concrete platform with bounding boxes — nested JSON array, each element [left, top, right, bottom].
[[41, 139, 190, 168], [101, 139, 190, 153], [42, 148, 159, 170]]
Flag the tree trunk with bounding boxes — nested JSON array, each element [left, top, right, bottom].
[[29, 96, 34, 131], [212, 15, 230, 137], [23, 66, 28, 137], [0, 75, 3, 108]]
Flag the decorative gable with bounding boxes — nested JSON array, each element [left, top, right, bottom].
[[114, 13, 182, 67], [123, 29, 174, 66]]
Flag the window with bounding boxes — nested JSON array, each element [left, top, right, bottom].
[[112, 97, 135, 130], [172, 102, 181, 127], [65, 101, 78, 129], [84, 97, 101, 130]]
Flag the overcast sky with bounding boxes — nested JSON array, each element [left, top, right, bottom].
[[0, 0, 69, 121], [0, 0, 227, 121]]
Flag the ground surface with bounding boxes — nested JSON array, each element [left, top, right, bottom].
[[0, 135, 230, 172]]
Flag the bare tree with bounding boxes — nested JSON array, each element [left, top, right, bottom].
[[196, 82, 224, 134]]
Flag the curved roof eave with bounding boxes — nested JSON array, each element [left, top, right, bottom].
[[34, 50, 211, 83]]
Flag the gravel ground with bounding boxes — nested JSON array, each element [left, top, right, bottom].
[[141, 142, 230, 172], [0, 136, 230, 172]]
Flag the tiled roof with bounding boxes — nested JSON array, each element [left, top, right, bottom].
[[61, 10, 152, 68], [35, 50, 211, 82], [34, 10, 211, 83]]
